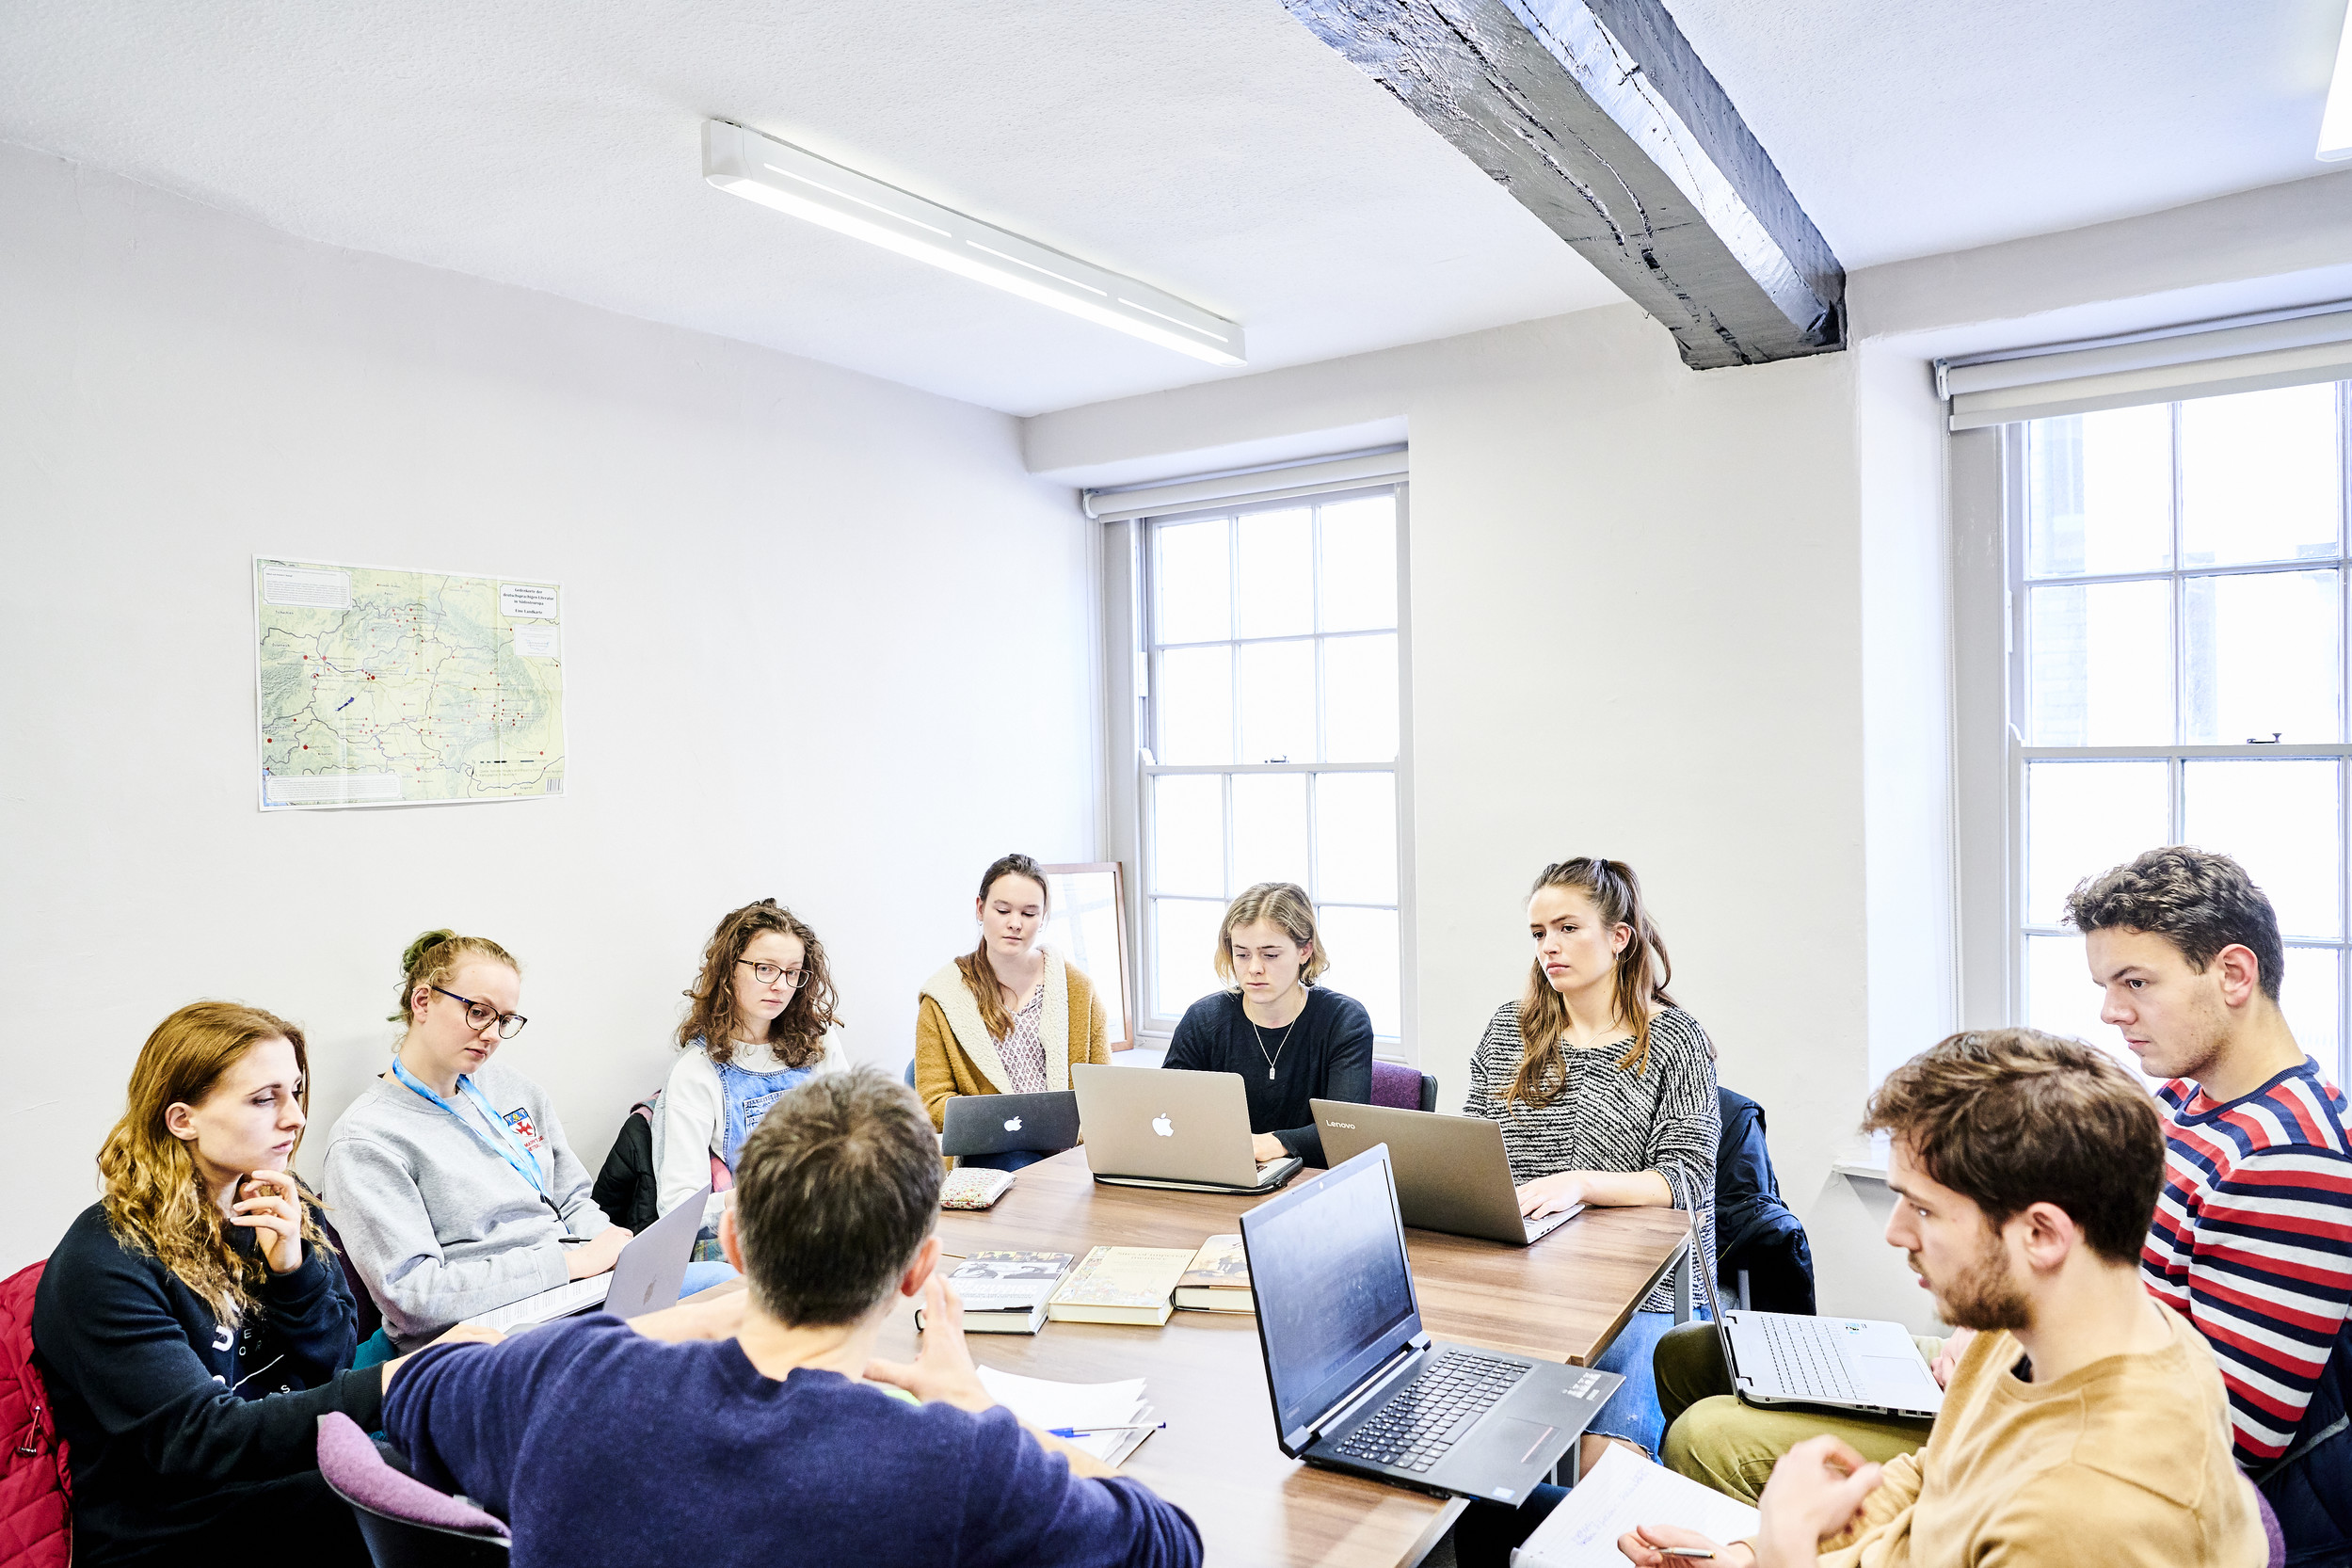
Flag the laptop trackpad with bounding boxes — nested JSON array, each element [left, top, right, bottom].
[[1481, 1416, 1559, 1466], [1859, 1354, 1936, 1392]]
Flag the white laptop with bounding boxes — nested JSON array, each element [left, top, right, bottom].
[[1702, 1246, 1943, 1419], [1071, 1064, 1304, 1193], [470, 1183, 711, 1335]]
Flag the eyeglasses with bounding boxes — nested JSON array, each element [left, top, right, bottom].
[[430, 985, 529, 1039], [736, 960, 809, 990]]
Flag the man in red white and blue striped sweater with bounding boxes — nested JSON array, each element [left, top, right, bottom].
[[2071, 847, 2352, 1566]]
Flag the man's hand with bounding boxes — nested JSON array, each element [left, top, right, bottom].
[[629, 1287, 748, 1343], [379, 1321, 505, 1391], [565, 1225, 632, 1281], [232, 1171, 307, 1275], [864, 1275, 993, 1414], [1516, 1172, 1587, 1219], [1618, 1527, 1752, 1567], [1928, 1327, 1975, 1389], [1251, 1132, 1288, 1165], [1753, 1435, 1883, 1563]]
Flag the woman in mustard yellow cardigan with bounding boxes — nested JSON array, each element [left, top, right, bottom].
[[913, 853, 1111, 1170]]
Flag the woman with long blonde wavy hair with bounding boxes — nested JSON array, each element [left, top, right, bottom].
[[31, 1000, 392, 1564]]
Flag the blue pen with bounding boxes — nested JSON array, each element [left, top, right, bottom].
[[1048, 1421, 1167, 1438]]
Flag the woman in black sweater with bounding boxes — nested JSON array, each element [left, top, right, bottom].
[[32, 1000, 468, 1565], [1162, 883, 1374, 1167]]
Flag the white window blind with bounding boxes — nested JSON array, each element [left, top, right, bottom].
[[1942, 302, 2352, 431], [1083, 446, 1409, 521]]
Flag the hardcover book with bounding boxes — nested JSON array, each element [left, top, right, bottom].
[[1044, 1245, 1195, 1327], [1174, 1234, 1253, 1313]]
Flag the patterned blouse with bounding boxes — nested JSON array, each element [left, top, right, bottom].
[[1000, 984, 1049, 1095], [1464, 1002, 1719, 1313]]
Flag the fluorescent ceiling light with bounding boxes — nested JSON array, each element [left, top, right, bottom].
[[2324, 2, 2352, 161], [703, 120, 1246, 366]]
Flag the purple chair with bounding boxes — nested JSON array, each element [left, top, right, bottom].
[[2255, 1483, 2285, 1568], [316, 1412, 510, 1565], [1369, 1061, 1438, 1113]]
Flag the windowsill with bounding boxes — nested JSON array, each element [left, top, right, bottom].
[[1830, 1132, 1893, 1182]]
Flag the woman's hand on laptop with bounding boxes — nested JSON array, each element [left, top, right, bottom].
[[1251, 1133, 1288, 1164], [1927, 1327, 1975, 1389], [865, 1275, 992, 1414], [1516, 1173, 1586, 1219], [564, 1224, 632, 1280], [1617, 1526, 1750, 1567]]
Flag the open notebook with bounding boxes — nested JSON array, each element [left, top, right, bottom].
[[976, 1366, 1160, 1468], [1512, 1446, 1760, 1567]]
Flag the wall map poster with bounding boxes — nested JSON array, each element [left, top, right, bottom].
[[253, 557, 566, 809]]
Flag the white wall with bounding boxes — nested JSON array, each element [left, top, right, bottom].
[[1030, 304, 1945, 1329], [0, 144, 1098, 1272]]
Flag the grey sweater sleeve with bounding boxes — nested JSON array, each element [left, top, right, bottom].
[[324, 1132, 572, 1347]]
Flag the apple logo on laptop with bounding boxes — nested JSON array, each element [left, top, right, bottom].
[[1003, 1115, 1023, 1133], [1152, 1113, 1175, 1138]]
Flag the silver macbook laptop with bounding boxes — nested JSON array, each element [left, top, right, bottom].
[[1240, 1145, 1620, 1502], [471, 1183, 711, 1335], [1071, 1064, 1304, 1193], [941, 1090, 1081, 1159], [1312, 1099, 1581, 1246], [1700, 1246, 1943, 1419]]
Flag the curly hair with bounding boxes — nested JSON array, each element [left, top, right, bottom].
[[2064, 846, 2284, 1001], [679, 900, 840, 1068], [98, 1001, 333, 1322]]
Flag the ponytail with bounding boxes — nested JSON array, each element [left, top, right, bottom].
[[1510, 857, 1674, 1106]]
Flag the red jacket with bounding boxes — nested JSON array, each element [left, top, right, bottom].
[[0, 1260, 70, 1568]]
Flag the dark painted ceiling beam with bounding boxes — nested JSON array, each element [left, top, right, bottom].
[[1283, 0, 1845, 368]]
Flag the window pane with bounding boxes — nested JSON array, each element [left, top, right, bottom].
[[1153, 897, 1227, 1019], [1323, 633, 1400, 763], [2024, 933, 2143, 1078], [2280, 946, 2342, 1091], [1156, 646, 1232, 765], [1231, 773, 1310, 891], [2181, 383, 2341, 568], [2184, 569, 2342, 744], [1154, 518, 1230, 644], [2025, 760, 2171, 926], [1316, 772, 1398, 905], [1319, 495, 1399, 632], [1236, 508, 1314, 639], [1238, 639, 1316, 763], [2026, 579, 2171, 744], [1318, 904, 1400, 1040], [2025, 406, 2171, 578], [2183, 760, 2343, 938], [1150, 774, 1224, 899]]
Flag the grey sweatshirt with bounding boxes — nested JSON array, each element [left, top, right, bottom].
[[322, 1059, 612, 1351]]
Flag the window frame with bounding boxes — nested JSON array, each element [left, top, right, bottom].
[[1993, 386, 2352, 1086], [1105, 481, 1416, 1058]]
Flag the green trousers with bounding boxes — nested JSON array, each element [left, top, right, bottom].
[[1653, 1321, 1939, 1503]]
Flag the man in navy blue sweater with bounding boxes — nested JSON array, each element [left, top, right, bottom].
[[383, 1067, 1202, 1568]]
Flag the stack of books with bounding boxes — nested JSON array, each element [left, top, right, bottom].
[[1173, 1234, 1252, 1313], [924, 1251, 1076, 1335]]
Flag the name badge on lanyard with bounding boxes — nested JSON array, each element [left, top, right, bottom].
[[391, 1059, 547, 1195]]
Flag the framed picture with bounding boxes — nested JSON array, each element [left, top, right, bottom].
[[1042, 862, 1133, 1052]]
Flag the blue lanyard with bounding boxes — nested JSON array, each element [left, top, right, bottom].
[[390, 1058, 547, 1195]]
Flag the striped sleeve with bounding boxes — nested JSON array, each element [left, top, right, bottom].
[[2177, 1142, 2352, 1463], [1640, 1013, 1720, 1228]]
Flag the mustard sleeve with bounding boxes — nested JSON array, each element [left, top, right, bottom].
[[912, 996, 960, 1130], [1081, 976, 1111, 1065], [1808, 1449, 1925, 1566]]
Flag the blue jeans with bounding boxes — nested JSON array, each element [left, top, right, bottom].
[[1589, 1306, 1708, 1459], [680, 1260, 738, 1299]]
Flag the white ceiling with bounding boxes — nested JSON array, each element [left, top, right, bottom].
[[2, 1, 2345, 416]]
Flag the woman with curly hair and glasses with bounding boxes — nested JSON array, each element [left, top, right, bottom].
[[33, 1000, 488, 1565], [656, 899, 842, 1234]]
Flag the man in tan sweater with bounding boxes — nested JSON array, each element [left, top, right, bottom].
[[1619, 1030, 2264, 1568]]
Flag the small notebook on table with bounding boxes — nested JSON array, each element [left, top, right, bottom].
[[1511, 1445, 1760, 1567], [939, 1166, 1017, 1210], [1045, 1245, 1195, 1327], [1173, 1234, 1252, 1313], [977, 1365, 1160, 1467]]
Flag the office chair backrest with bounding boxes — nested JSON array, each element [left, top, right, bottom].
[[1368, 1061, 1438, 1114], [315, 1412, 510, 1565]]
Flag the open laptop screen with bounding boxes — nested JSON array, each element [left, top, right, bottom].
[[1242, 1146, 1422, 1440]]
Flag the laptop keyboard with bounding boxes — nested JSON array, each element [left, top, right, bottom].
[[1334, 1350, 1530, 1473], [1756, 1315, 1859, 1402]]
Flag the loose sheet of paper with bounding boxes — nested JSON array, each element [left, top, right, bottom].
[[976, 1365, 1157, 1465], [1513, 1445, 1761, 1567]]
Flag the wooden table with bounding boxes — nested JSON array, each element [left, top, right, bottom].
[[868, 1149, 1692, 1568]]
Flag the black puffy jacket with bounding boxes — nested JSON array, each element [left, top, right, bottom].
[[1714, 1087, 1815, 1316]]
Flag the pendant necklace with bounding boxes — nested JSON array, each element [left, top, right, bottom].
[[1249, 999, 1300, 1081]]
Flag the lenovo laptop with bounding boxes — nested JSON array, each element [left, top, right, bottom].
[[1312, 1100, 1581, 1245], [1071, 1064, 1303, 1193], [941, 1090, 1080, 1160], [1701, 1244, 1943, 1419], [1240, 1146, 1621, 1504], [471, 1183, 711, 1335]]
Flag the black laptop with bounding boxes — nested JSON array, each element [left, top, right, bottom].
[[939, 1090, 1080, 1160], [1239, 1145, 1622, 1505]]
